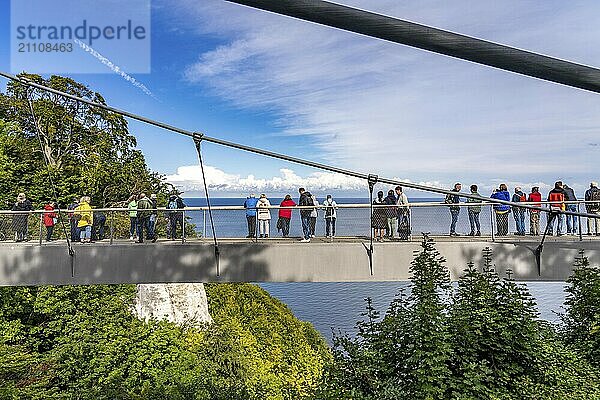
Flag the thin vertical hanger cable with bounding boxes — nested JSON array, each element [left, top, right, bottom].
[[194, 135, 220, 277]]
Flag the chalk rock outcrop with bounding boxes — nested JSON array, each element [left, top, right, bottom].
[[133, 283, 212, 326]]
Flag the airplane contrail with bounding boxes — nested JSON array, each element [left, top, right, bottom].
[[74, 38, 154, 98]]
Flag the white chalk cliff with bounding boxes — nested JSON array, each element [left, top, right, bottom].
[[133, 283, 212, 326]]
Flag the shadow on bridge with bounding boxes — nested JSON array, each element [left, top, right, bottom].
[[457, 240, 599, 281], [0, 241, 273, 286]]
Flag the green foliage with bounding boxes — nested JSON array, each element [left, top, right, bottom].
[[0, 74, 172, 209], [0, 284, 330, 399], [0, 74, 329, 398], [561, 251, 600, 367], [321, 236, 600, 399]]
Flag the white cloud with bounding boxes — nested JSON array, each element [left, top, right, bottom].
[[171, 0, 600, 183], [166, 164, 591, 198], [166, 165, 365, 193]]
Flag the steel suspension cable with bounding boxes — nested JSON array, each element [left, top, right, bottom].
[[194, 136, 220, 277], [225, 0, 600, 93], [1, 71, 598, 221]]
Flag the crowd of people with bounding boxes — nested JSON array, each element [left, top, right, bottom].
[[243, 188, 340, 242], [445, 181, 600, 237], [4, 192, 187, 243], [244, 186, 409, 242], [4, 181, 600, 243]]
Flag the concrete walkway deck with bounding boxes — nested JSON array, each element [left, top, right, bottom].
[[0, 235, 598, 286]]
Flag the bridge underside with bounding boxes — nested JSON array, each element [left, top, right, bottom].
[[1, 237, 598, 286]]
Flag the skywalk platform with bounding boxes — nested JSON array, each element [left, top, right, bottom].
[[1, 235, 599, 286]]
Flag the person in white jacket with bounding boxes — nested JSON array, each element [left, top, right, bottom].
[[323, 195, 338, 238], [395, 186, 411, 240], [309, 194, 319, 237], [257, 194, 272, 238]]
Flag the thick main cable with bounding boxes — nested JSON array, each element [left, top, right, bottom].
[[226, 0, 600, 93], [1, 71, 598, 220]]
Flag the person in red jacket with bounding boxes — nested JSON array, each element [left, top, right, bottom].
[[528, 187, 542, 236], [43, 201, 58, 241], [278, 195, 296, 237]]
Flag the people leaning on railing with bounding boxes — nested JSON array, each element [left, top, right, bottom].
[[4, 181, 600, 244]]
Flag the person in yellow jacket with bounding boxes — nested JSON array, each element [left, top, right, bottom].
[[74, 196, 94, 243]]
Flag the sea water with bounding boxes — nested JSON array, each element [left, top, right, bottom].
[[185, 198, 568, 344]]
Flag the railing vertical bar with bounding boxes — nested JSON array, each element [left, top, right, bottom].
[[490, 205, 495, 242], [578, 203, 583, 241], [38, 213, 43, 245], [203, 209, 206, 240], [182, 210, 186, 244], [110, 211, 114, 245]]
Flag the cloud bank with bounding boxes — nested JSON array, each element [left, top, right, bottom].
[[166, 164, 589, 198], [171, 0, 600, 184]]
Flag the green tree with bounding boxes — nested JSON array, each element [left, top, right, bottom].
[[561, 251, 600, 366], [0, 73, 171, 208], [322, 238, 600, 399]]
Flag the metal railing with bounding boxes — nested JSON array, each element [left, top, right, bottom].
[[0, 200, 598, 245]]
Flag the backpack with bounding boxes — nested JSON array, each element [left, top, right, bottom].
[[590, 190, 600, 211], [444, 193, 454, 204], [302, 194, 314, 207]]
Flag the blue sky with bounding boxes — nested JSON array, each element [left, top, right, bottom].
[[1, 0, 599, 197]]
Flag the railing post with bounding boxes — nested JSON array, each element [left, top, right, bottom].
[[38, 213, 43, 245], [255, 213, 258, 243], [203, 209, 206, 240], [578, 202, 583, 241], [110, 210, 114, 245], [490, 205, 495, 242], [182, 210, 186, 243]]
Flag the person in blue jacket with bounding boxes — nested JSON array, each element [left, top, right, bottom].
[[244, 194, 259, 238], [491, 184, 511, 236]]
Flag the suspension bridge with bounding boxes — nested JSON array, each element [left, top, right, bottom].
[[1, 0, 599, 286]]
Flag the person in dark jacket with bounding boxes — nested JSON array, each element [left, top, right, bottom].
[[491, 184, 510, 236], [372, 191, 387, 242], [446, 183, 462, 236], [511, 187, 527, 235], [278, 195, 296, 237], [167, 194, 186, 240], [546, 181, 566, 236], [466, 185, 482, 236], [563, 184, 578, 235], [585, 182, 600, 235], [12, 193, 33, 242], [243, 194, 259, 238], [384, 190, 397, 239], [298, 188, 314, 242], [137, 193, 155, 243], [92, 210, 106, 241]]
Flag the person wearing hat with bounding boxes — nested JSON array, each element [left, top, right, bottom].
[[585, 182, 600, 235], [11, 193, 33, 242], [256, 194, 272, 238]]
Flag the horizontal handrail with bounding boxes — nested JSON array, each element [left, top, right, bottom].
[[0, 200, 598, 214]]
